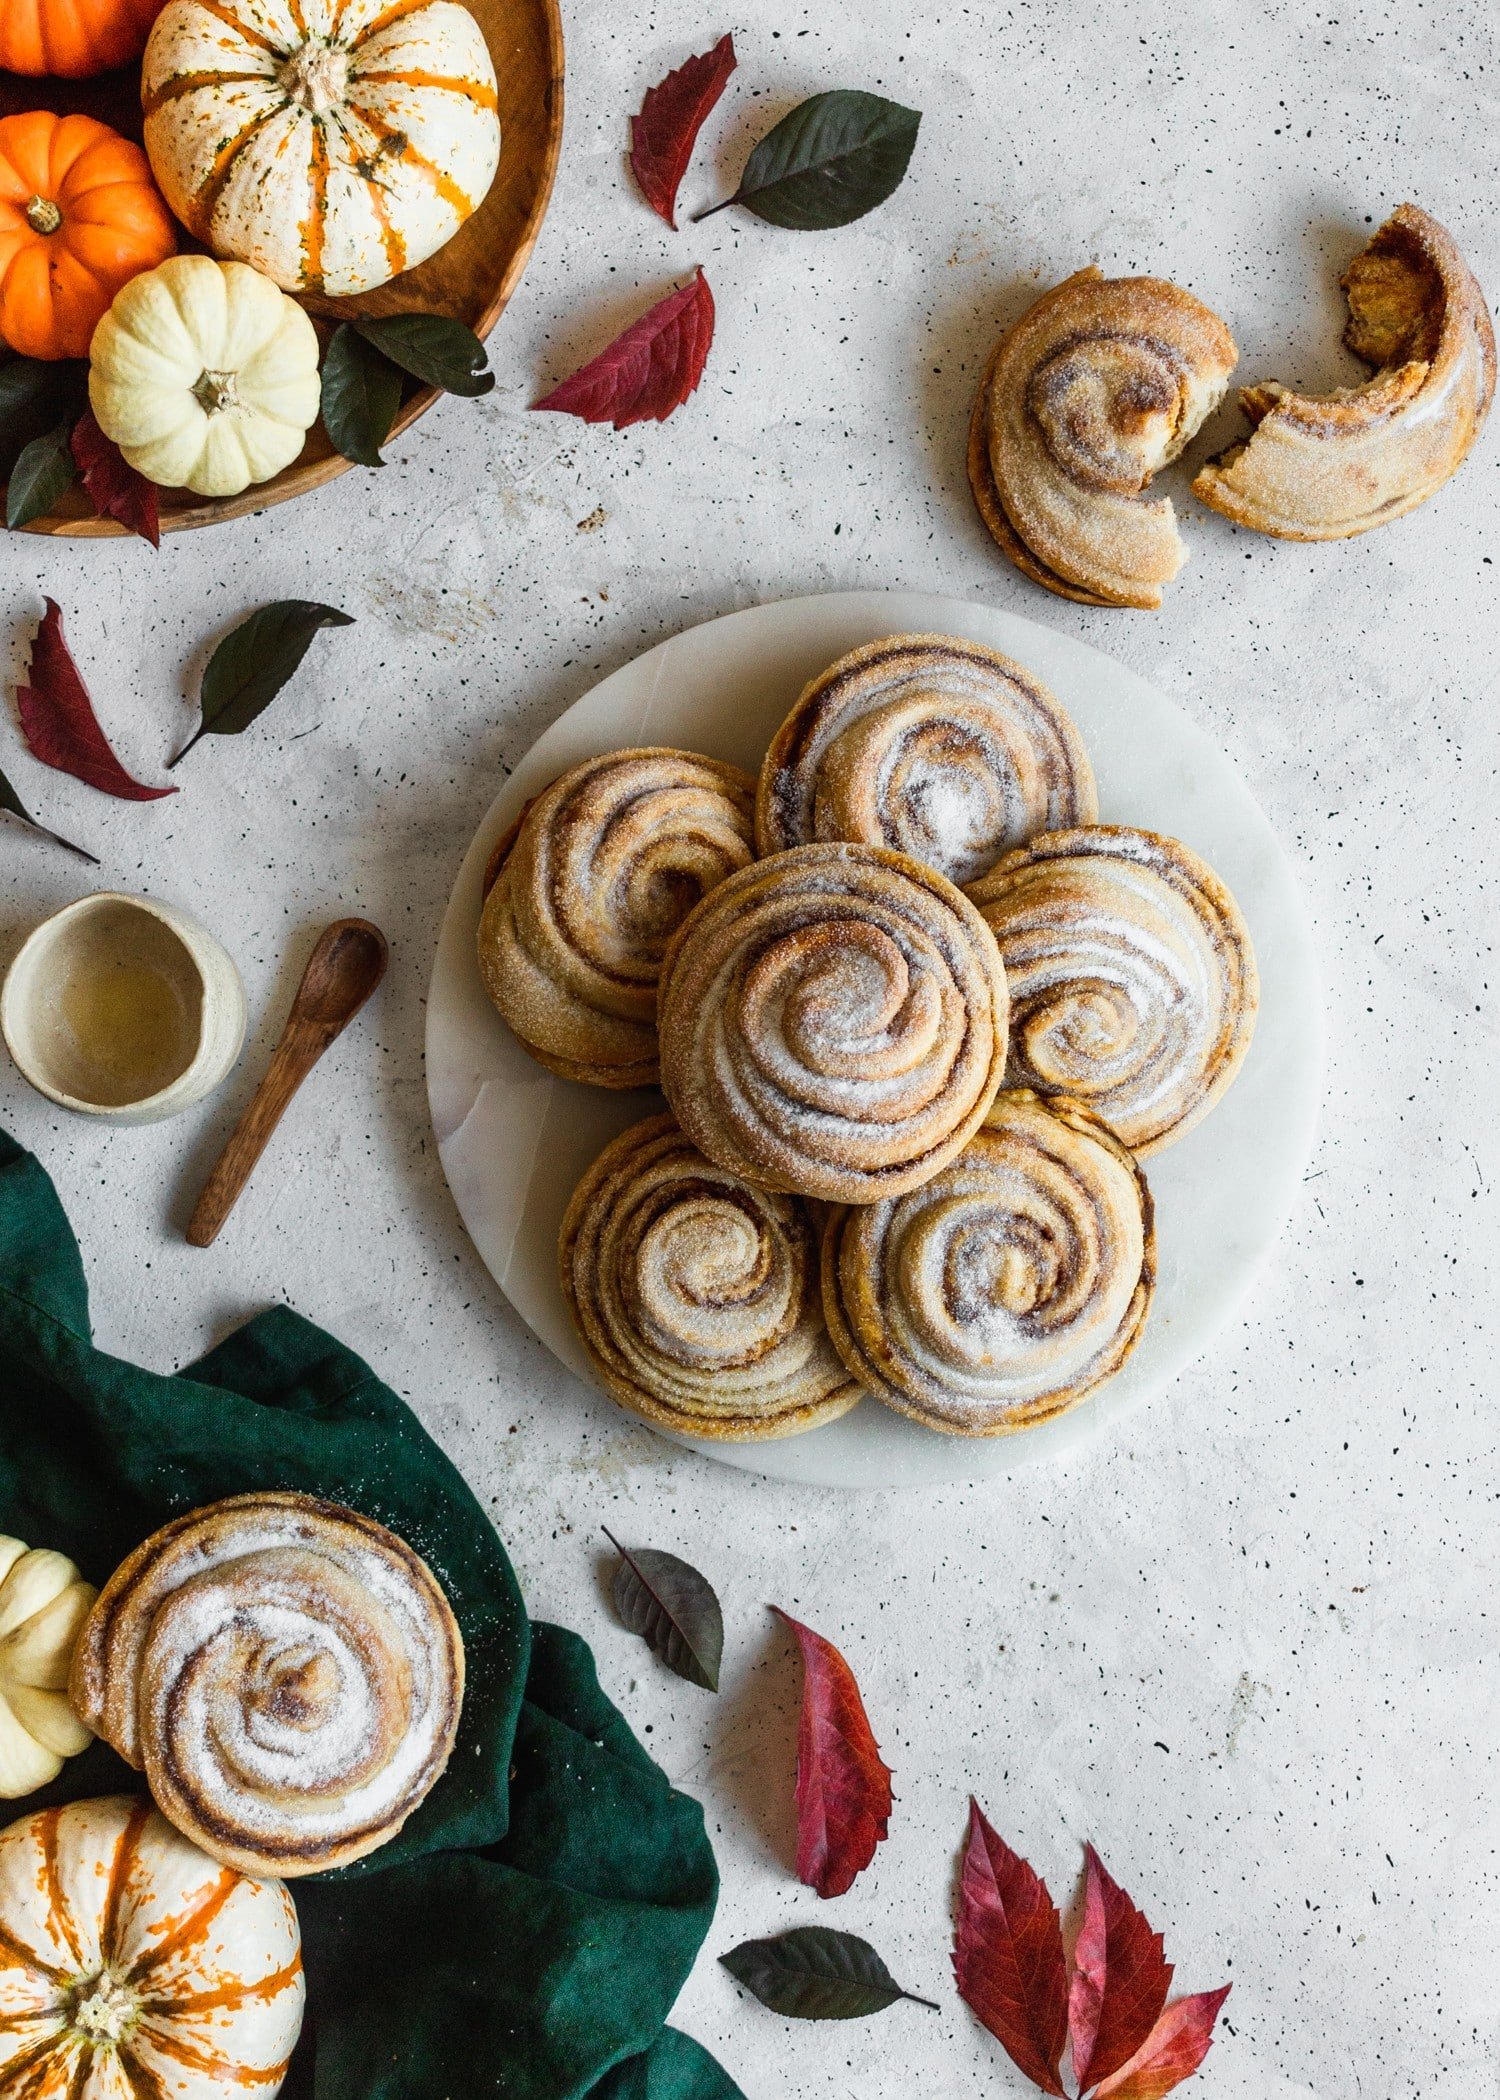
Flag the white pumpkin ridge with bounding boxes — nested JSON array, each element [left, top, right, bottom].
[[0, 1796, 306, 2098], [143, 0, 502, 297]]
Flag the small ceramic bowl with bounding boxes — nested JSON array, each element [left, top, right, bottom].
[[1, 892, 247, 1125]]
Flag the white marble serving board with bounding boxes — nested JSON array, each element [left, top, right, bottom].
[[425, 590, 1320, 1488]]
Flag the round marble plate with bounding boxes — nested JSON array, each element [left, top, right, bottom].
[[426, 592, 1320, 1489]]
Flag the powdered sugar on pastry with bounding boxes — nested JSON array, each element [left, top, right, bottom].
[[559, 1113, 861, 1440], [658, 844, 1009, 1204], [821, 1090, 1155, 1435], [966, 824, 1258, 1155], [477, 747, 756, 1088], [757, 633, 1096, 885]]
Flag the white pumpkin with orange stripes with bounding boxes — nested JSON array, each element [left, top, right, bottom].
[[0, 1796, 305, 2096], [141, 0, 501, 297]]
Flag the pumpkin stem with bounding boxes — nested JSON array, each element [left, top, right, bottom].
[[25, 196, 63, 236], [71, 1970, 137, 2043], [193, 369, 241, 416], [279, 38, 351, 115]]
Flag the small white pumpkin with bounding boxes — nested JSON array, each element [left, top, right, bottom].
[[0, 1796, 305, 2097], [143, 0, 502, 297], [89, 255, 321, 497], [0, 1538, 96, 1800]]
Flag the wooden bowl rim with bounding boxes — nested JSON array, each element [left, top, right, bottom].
[[12, 0, 565, 538]]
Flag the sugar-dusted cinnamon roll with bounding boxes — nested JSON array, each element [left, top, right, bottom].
[[658, 843, 1008, 1204], [969, 269, 1238, 607], [72, 1493, 464, 1877], [822, 1091, 1154, 1435], [1194, 204, 1495, 539], [755, 633, 1097, 887], [560, 1113, 862, 1439], [966, 826, 1257, 1155], [478, 748, 757, 1088]]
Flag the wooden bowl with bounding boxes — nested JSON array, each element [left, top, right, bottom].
[[0, 0, 564, 536]]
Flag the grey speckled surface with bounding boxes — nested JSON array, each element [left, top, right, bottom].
[[1, 2, 1496, 2093]]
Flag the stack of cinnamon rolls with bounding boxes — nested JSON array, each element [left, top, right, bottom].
[[477, 633, 1259, 1443]]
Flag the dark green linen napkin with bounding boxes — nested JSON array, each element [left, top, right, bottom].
[[0, 1130, 742, 2100]]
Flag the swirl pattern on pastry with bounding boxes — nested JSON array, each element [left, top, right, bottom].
[[560, 1113, 862, 1439], [755, 633, 1097, 886], [478, 748, 757, 1088], [966, 825, 1257, 1154], [658, 843, 1008, 1203], [1194, 203, 1495, 539], [822, 1089, 1155, 1435], [968, 269, 1238, 607], [72, 1493, 464, 1877]]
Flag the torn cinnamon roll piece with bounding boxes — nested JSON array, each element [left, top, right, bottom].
[[1194, 204, 1495, 540], [969, 268, 1238, 608]]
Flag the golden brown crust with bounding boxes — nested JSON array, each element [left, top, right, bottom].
[[74, 1492, 464, 1878], [477, 748, 757, 1089], [966, 824, 1258, 1155], [658, 843, 1009, 1205], [1193, 204, 1496, 539], [968, 268, 1238, 609], [821, 1090, 1155, 1436], [559, 1113, 863, 1441], [756, 632, 1097, 885]]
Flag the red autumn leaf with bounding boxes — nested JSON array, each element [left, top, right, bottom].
[[532, 270, 715, 429], [16, 600, 176, 802], [70, 411, 160, 548], [952, 1801, 1068, 2096], [1069, 1845, 1173, 2093], [629, 33, 736, 228], [772, 1606, 892, 1899], [1092, 1985, 1232, 2099]]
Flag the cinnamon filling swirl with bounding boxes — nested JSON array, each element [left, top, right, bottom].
[[560, 1113, 861, 1440], [757, 634, 1096, 886], [72, 1493, 464, 1877], [968, 269, 1238, 608], [822, 1090, 1155, 1435], [658, 844, 1009, 1204], [967, 825, 1258, 1155], [478, 747, 756, 1088]]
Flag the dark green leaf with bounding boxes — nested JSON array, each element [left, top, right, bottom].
[[604, 1528, 723, 1692], [698, 90, 921, 229], [353, 314, 495, 398], [171, 601, 353, 766], [0, 764, 98, 863], [720, 1928, 939, 2020], [6, 420, 78, 530], [321, 324, 404, 466], [0, 358, 86, 482]]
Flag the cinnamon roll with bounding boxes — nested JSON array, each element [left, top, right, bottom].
[[477, 748, 757, 1088], [822, 1090, 1154, 1435], [969, 269, 1238, 607], [966, 826, 1257, 1155], [1194, 204, 1495, 539], [658, 843, 1008, 1204], [756, 633, 1097, 886], [560, 1113, 862, 1439], [72, 1493, 464, 1878]]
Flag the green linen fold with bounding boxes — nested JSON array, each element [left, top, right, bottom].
[[0, 1130, 742, 2100]]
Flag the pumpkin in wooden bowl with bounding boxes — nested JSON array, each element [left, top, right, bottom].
[[0, 0, 564, 534]]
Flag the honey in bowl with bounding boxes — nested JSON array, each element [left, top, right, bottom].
[[1, 893, 246, 1123]]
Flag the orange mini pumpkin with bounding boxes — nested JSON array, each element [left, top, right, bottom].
[[0, 112, 177, 361], [0, 0, 163, 78]]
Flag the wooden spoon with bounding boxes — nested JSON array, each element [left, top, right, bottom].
[[186, 918, 389, 1247]]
